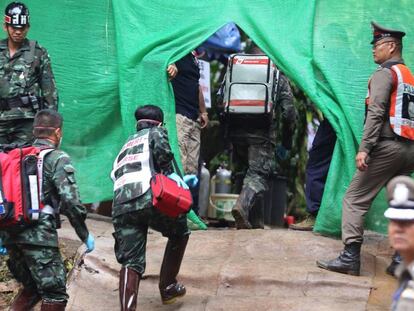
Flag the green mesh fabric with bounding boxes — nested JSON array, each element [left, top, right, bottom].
[[15, 0, 414, 236]]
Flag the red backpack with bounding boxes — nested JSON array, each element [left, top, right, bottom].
[[0, 146, 54, 228]]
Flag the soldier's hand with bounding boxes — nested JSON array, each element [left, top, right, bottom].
[[84, 234, 95, 253], [199, 112, 209, 129], [0, 239, 7, 256], [356, 151, 368, 171], [167, 64, 178, 80], [183, 174, 198, 188], [276, 144, 289, 161], [168, 172, 189, 189]]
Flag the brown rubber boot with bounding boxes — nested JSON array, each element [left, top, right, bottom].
[[159, 235, 189, 305], [119, 267, 141, 311], [231, 186, 257, 229], [9, 287, 41, 311], [40, 301, 66, 310]]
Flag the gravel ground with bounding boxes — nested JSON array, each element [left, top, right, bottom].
[[0, 238, 81, 310]]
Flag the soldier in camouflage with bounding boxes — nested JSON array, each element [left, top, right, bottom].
[[0, 2, 58, 145], [111, 105, 191, 311], [230, 73, 296, 229], [0, 110, 94, 311], [218, 46, 297, 230]]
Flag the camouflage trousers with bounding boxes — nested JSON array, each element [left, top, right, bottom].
[[0, 118, 34, 145], [7, 244, 68, 302], [112, 208, 190, 275], [176, 114, 201, 174], [232, 138, 275, 194]]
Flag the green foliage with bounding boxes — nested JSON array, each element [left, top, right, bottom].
[[208, 151, 231, 174], [275, 82, 319, 217]]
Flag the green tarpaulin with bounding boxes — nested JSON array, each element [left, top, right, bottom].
[[5, 0, 414, 236]]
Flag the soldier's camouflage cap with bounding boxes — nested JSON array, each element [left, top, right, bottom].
[[385, 176, 414, 221], [371, 21, 405, 44]]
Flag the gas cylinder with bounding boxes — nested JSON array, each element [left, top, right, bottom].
[[214, 165, 232, 194], [198, 163, 210, 217]]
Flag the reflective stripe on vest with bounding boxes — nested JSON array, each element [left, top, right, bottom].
[[224, 54, 278, 115], [31, 148, 54, 220], [389, 64, 414, 139], [111, 130, 152, 204]]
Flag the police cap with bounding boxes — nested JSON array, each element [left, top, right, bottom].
[[371, 21, 405, 44], [385, 176, 414, 221]]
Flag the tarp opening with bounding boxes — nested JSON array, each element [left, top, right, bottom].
[[18, 0, 414, 236]]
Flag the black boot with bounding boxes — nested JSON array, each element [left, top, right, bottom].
[[159, 235, 189, 305], [9, 287, 41, 311], [386, 251, 402, 277], [231, 186, 257, 229], [119, 267, 141, 311], [249, 194, 265, 229], [40, 301, 66, 310], [316, 243, 361, 276]]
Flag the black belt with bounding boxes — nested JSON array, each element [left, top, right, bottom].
[[0, 95, 41, 110], [379, 136, 413, 143]]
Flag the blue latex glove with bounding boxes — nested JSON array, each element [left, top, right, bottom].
[[168, 172, 189, 189], [183, 174, 198, 188], [276, 145, 289, 161], [85, 234, 95, 253], [0, 239, 7, 255]]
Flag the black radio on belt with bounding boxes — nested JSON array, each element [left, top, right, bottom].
[[0, 95, 43, 111]]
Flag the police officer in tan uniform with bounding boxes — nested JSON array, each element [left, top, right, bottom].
[[317, 22, 414, 276]]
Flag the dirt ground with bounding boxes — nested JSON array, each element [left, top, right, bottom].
[[0, 216, 397, 311], [0, 238, 81, 311]]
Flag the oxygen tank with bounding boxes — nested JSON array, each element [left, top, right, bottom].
[[198, 163, 210, 217], [214, 165, 232, 194]]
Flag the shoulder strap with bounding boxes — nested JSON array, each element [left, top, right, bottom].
[[149, 149, 183, 178], [22, 40, 39, 94], [171, 157, 184, 178], [37, 148, 54, 204], [22, 40, 37, 64], [148, 138, 183, 178]]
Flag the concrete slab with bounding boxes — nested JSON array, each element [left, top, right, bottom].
[[58, 217, 396, 311]]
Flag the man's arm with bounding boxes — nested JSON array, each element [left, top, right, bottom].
[[39, 48, 58, 110], [52, 153, 89, 242], [356, 68, 393, 171], [199, 85, 208, 128], [358, 68, 393, 154], [278, 74, 297, 149], [150, 127, 174, 174]]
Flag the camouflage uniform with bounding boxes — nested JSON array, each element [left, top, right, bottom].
[[1, 138, 89, 303], [230, 74, 296, 193], [0, 39, 58, 145], [112, 127, 189, 275]]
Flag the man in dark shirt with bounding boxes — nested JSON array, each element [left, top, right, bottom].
[[171, 52, 208, 176]]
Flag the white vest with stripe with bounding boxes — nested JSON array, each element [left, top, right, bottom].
[[111, 130, 152, 204]]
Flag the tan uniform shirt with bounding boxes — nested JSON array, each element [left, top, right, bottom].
[[359, 57, 403, 154]]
